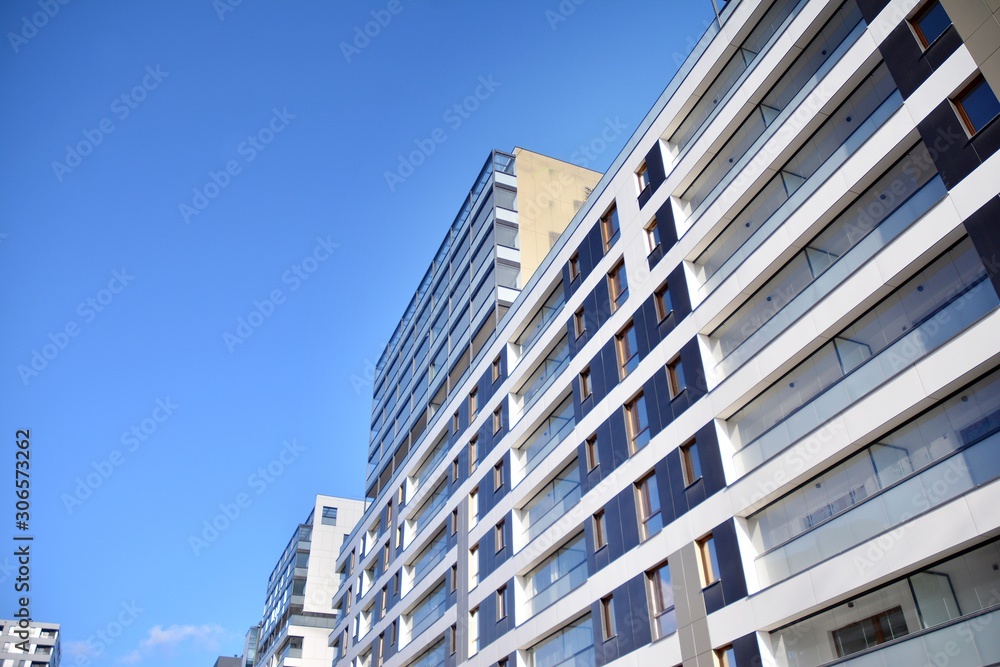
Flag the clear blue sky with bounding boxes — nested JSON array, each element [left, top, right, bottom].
[[0, 2, 715, 664]]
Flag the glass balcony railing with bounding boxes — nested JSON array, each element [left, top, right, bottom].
[[516, 284, 566, 357], [710, 145, 944, 377], [407, 582, 447, 645], [732, 238, 997, 475], [524, 535, 588, 617], [517, 335, 570, 412], [410, 529, 447, 586], [521, 395, 576, 476], [696, 62, 900, 296], [410, 480, 448, 535], [521, 462, 582, 544]]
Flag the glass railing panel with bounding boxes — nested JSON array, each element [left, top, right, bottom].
[[523, 395, 576, 474], [697, 63, 899, 293], [525, 535, 588, 617], [522, 462, 582, 543], [733, 239, 996, 474], [409, 582, 447, 643], [411, 530, 447, 585], [516, 284, 566, 354], [411, 480, 448, 534], [519, 335, 570, 409], [712, 150, 944, 375], [528, 615, 595, 667]]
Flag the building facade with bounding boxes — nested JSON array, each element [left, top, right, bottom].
[[254, 495, 365, 667], [331, 1, 1000, 666], [0, 621, 60, 667]]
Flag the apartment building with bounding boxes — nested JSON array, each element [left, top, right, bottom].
[[254, 495, 365, 667], [331, 1, 1000, 666], [0, 621, 60, 667]]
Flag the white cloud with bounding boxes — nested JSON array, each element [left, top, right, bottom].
[[116, 624, 226, 664], [64, 641, 97, 659]]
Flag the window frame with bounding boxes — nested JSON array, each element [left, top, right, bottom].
[[600, 203, 621, 251], [954, 75, 1000, 136], [909, 0, 951, 48], [666, 356, 687, 399], [497, 584, 508, 619], [492, 355, 502, 382], [647, 562, 676, 640], [569, 253, 581, 281], [579, 367, 593, 400], [697, 534, 721, 588], [645, 217, 661, 254], [615, 322, 639, 380], [593, 510, 607, 550], [573, 307, 586, 338], [654, 282, 672, 321], [608, 260, 629, 311], [601, 595, 618, 640], [636, 162, 650, 193], [636, 471, 662, 540], [495, 519, 506, 553], [585, 434, 599, 471], [624, 391, 650, 452], [493, 460, 504, 491], [680, 439, 703, 487], [492, 405, 503, 434]]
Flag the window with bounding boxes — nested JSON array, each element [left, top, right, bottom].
[[666, 356, 687, 398], [680, 439, 702, 486], [697, 534, 720, 587], [624, 392, 650, 452], [377, 633, 384, 667], [645, 218, 661, 253], [380, 585, 387, 614], [452, 411, 460, 433], [910, 0, 951, 47], [715, 645, 737, 667], [955, 75, 1000, 135], [636, 472, 663, 539], [382, 542, 391, 567], [393, 571, 400, 595], [386, 500, 393, 524], [451, 509, 459, 535], [322, 506, 338, 526], [831, 607, 908, 658], [469, 486, 479, 529], [451, 457, 460, 482], [449, 624, 457, 654], [469, 607, 479, 655], [601, 203, 620, 251], [585, 434, 599, 471], [493, 460, 504, 491], [600, 595, 617, 640], [579, 367, 592, 400], [569, 253, 581, 281], [390, 619, 397, 644], [493, 406, 503, 434], [497, 585, 508, 619], [469, 437, 478, 473], [654, 282, 672, 321], [593, 510, 607, 550], [495, 520, 505, 552], [573, 307, 586, 338], [469, 388, 478, 421], [615, 322, 639, 379], [636, 162, 650, 192], [647, 562, 676, 639], [469, 545, 479, 588], [608, 260, 628, 311], [449, 565, 458, 592], [396, 525, 403, 549], [492, 355, 501, 382]]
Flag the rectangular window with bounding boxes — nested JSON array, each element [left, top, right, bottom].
[[469, 388, 478, 421], [449, 624, 457, 654], [450, 509, 459, 535], [569, 253, 581, 281], [469, 607, 479, 655], [322, 506, 338, 526], [495, 520, 505, 552], [449, 565, 458, 592], [593, 510, 607, 550], [601, 203, 620, 251], [579, 367, 592, 400], [647, 562, 676, 639], [492, 355, 501, 382], [469, 437, 478, 473], [469, 545, 479, 588], [832, 607, 908, 658], [393, 571, 400, 596], [601, 596, 617, 640], [955, 75, 1000, 135], [493, 406, 503, 434], [654, 282, 672, 321], [451, 457, 460, 482], [615, 322, 639, 379], [625, 392, 650, 452], [497, 585, 508, 619], [452, 411, 460, 433], [585, 434, 599, 471], [697, 534, 721, 587], [380, 585, 387, 614], [645, 218, 661, 253], [636, 162, 650, 192], [715, 645, 737, 667], [608, 260, 629, 311], [636, 472, 663, 539], [681, 439, 703, 486], [910, 0, 951, 47], [469, 486, 479, 529], [390, 619, 397, 644], [493, 460, 504, 491], [666, 356, 687, 399], [574, 307, 586, 338]]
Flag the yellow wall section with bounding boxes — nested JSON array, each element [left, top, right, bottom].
[[513, 148, 602, 281]]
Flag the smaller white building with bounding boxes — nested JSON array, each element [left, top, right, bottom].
[[0, 620, 60, 667], [255, 495, 364, 667]]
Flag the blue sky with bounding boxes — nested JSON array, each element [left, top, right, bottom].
[[0, 1, 715, 664]]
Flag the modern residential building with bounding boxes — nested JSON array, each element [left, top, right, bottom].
[[331, 1, 1000, 666], [254, 495, 365, 667], [0, 620, 60, 667]]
